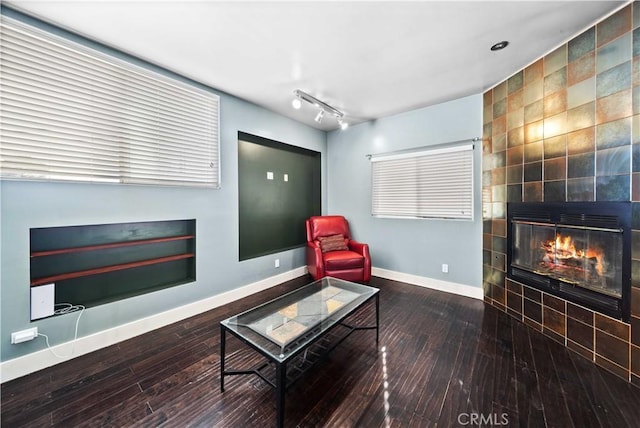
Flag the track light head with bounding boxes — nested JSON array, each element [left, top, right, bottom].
[[293, 89, 348, 129]]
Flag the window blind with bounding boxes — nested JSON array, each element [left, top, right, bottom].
[[371, 143, 474, 220], [0, 17, 220, 188]]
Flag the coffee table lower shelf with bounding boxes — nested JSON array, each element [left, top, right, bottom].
[[220, 292, 379, 428]]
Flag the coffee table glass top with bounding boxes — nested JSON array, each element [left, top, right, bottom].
[[221, 276, 378, 362]]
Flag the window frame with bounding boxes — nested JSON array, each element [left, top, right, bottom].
[[370, 142, 475, 221]]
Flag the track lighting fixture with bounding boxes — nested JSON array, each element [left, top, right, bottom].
[[292, 89, 348, 130]]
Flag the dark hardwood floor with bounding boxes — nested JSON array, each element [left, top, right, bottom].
[[2, 275, 640, 427]]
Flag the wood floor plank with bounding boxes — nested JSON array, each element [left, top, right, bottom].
[[505, 311, 546, 427], [54, 385, 144, 426], [1, 365, 136, 425], [547, 340, 601, 428], [491, 315, 519, 421], [3, 275, 640, 428], [436, 321, 480, 426], [410, 318, 464, 423], [569, 351, 639, 428], [51, 371, 140, 424], [288, 335, 381, 427], [71, 394, 152, 427], [529, 332, 576, 428]]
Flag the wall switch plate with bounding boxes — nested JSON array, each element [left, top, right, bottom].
[[31, 283, 55, 320], [283, 174, 288, 182], [442, 264, 449, 273], [267, 171, 274, 180], [11, 327, 38, 344], [275, 259, 280, 268]]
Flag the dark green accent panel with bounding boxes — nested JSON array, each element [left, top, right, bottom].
[[30, 219, 195, 309], [238, 132, 321, 261]]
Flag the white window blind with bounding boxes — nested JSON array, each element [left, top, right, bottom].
[[0, 17, 220, 188], [371, 143, 474, 220]]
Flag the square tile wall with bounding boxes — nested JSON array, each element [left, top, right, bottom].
[[483, 3, 640, 385]]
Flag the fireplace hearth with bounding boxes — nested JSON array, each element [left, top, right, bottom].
[[507, 202, 631, 322]]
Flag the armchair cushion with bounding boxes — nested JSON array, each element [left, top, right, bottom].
[[318, 234, 348, 253], [323, 250, 365, 270]]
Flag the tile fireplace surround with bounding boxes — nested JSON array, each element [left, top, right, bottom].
[[482, 3, 640, 385]]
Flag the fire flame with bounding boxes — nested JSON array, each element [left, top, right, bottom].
[[546, 233, 604, 276]]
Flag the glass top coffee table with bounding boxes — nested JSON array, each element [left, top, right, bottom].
[[220, 276, 379, 427]]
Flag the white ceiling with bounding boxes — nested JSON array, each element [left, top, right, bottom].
[[5, 1, 629, 130]]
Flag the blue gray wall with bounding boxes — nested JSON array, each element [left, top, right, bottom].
[[1, 95, 326, 362], [0, 8, 327, 362], [326, 94, 483, 288]]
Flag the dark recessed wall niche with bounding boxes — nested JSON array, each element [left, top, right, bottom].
[[238, 132, 321, 261], [30, 220, 195, 310]]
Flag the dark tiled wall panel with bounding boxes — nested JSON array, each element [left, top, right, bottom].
[[483, 2, 640, 384]]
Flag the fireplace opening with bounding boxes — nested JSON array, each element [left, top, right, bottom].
[[507, 202, 631, 322]]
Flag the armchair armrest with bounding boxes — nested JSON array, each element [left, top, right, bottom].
[[348, 240, 368, 256], [348, 240, 371, 282], [306, 241, 325, 280]]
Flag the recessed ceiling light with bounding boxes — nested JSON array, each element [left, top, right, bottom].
[[490, 41, 509, 51]]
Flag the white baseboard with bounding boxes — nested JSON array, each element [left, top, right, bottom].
[[372, 267, 483, 300], [0, 266, 308, 384]]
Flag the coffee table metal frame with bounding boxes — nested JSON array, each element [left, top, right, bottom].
[[220, 277, 379, 427]]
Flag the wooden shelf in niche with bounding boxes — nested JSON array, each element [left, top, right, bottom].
[[30, 235, 195, 258], [30, 220, 196, 308], [31, 253, 195, 286]]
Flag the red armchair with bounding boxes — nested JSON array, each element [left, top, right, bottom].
[[306, 215, 371, 282]]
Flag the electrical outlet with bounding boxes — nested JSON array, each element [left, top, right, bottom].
[[11, 327, 38, 344], [442, 263, 449, 273], [275, 259, 280, 268]]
